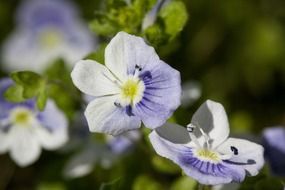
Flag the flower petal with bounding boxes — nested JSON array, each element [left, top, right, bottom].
[[133, 61, 181, 128], [0, 131, 10, 153], [217, 137, 264, 176], [35, 100, 68, 150], [105, 32, 160, 80], [191, 100, 229, 148], [262, 127, 285, 176], [149, 127, 245, 185], [63, 145, 98, 179], [85, 96, 141, 135], [9, 126, 41, 167], [71, 59, 120, 97]]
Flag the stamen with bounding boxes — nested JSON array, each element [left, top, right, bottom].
[[134, 65, 142, 78], [187, 124, 202, 149], [102, 71, 122, 88], [114, 102, 122, 107], [192, 122, 211, 149]]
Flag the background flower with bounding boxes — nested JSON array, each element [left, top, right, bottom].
[[1, 0, 95, 73], [0, 78, 68, 167]]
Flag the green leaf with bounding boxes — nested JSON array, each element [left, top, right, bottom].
[[151, 155, 181, 174], [89, 17, 118, 36], [4, 84, 25, 102], [11, 71, 43, 87], [37, 89, 48, 111], [10, 71, 46, 99], [170, 176, 197, 190], [158, 0, 188, 39], [132, 175, 163, 190]]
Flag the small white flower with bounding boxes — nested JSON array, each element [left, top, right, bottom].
[[149, 100, 264, 185], [0, 79, 68, 167]]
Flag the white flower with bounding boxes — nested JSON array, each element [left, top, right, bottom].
[[71, 31, 181, 135], [1, 0, 95, 73], [149, 100, 264, 185], [0, 79, 68, 167]]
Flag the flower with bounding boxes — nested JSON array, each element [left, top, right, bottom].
[[262, 126, 285, 176], [2, 0, 95, 73], [149, 100, 264, 185], [0, 78, 68, 167], [71, 31, 181, 135], [63, 129, 140, 179]]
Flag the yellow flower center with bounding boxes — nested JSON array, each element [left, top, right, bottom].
[[39, 29, 62, 49], [196, 149, 220, 162], [10, 108, 34, 126], [120, 78, 145, 106]]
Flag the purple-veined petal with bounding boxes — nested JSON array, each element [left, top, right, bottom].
[[149, 125, 245, 185], [133, 61, 181, 128], [71, 60, 121, 97], [217, 137, 264, 176], [85, 96, 141, 135], [35, 100, 68, 150], [191, 100, 230, 148], [9, 126, 41, 167], [105, 32, 160, 81]]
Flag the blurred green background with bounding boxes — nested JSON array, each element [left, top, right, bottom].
[[0, 0, 285, 189]]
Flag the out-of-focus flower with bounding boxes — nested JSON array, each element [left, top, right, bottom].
[[2, 0, 95, 73], [71, 31, 181, 135], [149, 100, 264, 185], [181, 81, 201, 107], [0, 78, 68, 167], [63, 130, 140, 179], [262, 126, 285, 176]]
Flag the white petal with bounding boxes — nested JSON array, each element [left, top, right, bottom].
[[9, 126, 41, 167], [71, 59, 120, 97], [155, 122, 191, 144], [85, 96, 141, 135], [217, 137, 264, 176], [35, 100, 68, 150], [63, 146, 97, 179], [105, 32, 159, 80], [0, 131, 10, 153], [191, 100, 229, 148]]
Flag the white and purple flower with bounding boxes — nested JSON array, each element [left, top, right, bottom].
[[71, 31, 181, 135], [149, 100, 264, 185], [262, 126, 285, 176], [0, 78, 68, 167], [2, 0, 95, 73]]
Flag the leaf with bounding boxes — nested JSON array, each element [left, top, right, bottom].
[[4, 84, 25, 102], [10, 71, 46, 99], [170, 176, 197, 190], [36, 89, 48, 111], [151, 155, 181, 174], [158, 1, 188, 39], [132, 175, 163, 190]]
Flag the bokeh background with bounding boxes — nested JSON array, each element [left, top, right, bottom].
[[0, 0, 284, 189]]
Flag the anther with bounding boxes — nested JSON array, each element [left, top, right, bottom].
[[114, 102, 122, 107], [135, 64, 142, 71], [230, 146, 238, 155], [187, 124, 195, 133]]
